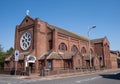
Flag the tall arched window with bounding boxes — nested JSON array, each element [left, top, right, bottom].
[[81, 47, 86, 55], [71, 45, 78, 53], [90, 48, 93, 54], [59, 43, 67, 51]]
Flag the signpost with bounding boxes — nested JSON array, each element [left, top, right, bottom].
[[14, 50, 19, 75]]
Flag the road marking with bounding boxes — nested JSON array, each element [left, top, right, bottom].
[[0, 80, 16, 84], [76, 76, 101, 83], [113, 72, 120, 75]]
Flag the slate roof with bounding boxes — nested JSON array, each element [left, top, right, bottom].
[[111, 50, 119, 53], [5, 55, 13, 61], [47, 24, 89, 41], [91, 38, 104, 43], [5, 52, 30, 61], [39, 52, 75, 60], [110, 50, 120, 56]]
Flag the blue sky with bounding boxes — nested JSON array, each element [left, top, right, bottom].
[[0, 0, 120, 51]]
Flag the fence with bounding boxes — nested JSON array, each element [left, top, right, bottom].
[[0, 66, 105, 76], [41, 66, 104, 76], [0, 67, 30, 75]]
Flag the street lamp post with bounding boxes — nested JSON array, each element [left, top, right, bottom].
[[87, 25, 96, 68]]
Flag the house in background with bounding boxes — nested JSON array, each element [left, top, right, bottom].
[[110, 50, 120, 69]]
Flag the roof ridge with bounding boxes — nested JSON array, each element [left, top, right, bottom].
[[91, 37, 105, 43], [47, 24, 89, 41], [91, 37, 104, 41]]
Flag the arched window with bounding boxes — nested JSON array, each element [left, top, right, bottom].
[[71, 45, 78, 53], [81, 47, 86, 55], [59, 43, 67, 51], [90, 48, 93, 54]]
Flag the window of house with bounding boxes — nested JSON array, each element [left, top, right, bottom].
[[59, 43, 67, 51], [49, 40, 53, 50], [81, 47, 86, 56], [78, 59, 80, 65], [71, 45, 78, 53], [90, 48, 93, 54]]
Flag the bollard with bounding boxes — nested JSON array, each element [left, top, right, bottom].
[[28, 67, 31, 76]]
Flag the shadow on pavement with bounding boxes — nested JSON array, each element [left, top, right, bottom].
[[100, 73, 120, 80]]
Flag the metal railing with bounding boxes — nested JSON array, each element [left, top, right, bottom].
[[39, 66, 104, 76], [0, 66, 106, 76]]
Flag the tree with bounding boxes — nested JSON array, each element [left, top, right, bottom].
[[0, 44, 5, 68], [0, 45, 14, 68], [0, 44, 4, 55], [6, 47, 14, 56]]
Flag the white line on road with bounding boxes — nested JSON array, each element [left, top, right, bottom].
[[113, 72, 120, 75], [76, 76, 101, 83], [0, 80, 16, 84]]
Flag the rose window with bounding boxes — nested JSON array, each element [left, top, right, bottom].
[[20, 32, 32, 50]]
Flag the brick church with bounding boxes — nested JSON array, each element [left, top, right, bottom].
[[4, 15, 111, 73]]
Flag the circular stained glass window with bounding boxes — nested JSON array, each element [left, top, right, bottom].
[[20, 32, 32, 50]]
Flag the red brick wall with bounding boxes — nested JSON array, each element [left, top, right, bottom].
[[52, 60, 64, 70], [103, 38, 111, 68], [110, 53, 118, 69], [93, 37, 111, 68], [8, 16, 112, 72]]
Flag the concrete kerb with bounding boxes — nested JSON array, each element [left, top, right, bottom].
[[17, 68, 120, 79]]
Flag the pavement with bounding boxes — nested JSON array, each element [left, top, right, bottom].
[[1, 69, 120, 84], [16, 68, 120, 79]]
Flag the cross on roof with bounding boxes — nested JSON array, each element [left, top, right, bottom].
[[26, 10, 30, 16]]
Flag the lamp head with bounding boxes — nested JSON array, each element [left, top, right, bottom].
[[92, 25, 96, 28]]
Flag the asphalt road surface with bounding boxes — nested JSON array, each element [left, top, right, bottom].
[[0, 70, 120, 84]]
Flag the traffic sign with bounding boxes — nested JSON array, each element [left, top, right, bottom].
[[14, 50, 19, 61]]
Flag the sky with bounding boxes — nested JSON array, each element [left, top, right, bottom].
[[0, 0, 120, 51]]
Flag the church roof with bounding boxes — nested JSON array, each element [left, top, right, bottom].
[[19, 16, 89, 41], [47, 24, 89, 41], [91, 38, 104, 43], [19, 15, 90, 42]]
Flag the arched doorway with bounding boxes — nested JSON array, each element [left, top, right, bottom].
[[27, 55, 36, 73]]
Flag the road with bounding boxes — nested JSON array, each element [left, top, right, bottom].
[[0, 70, 120, 84]]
